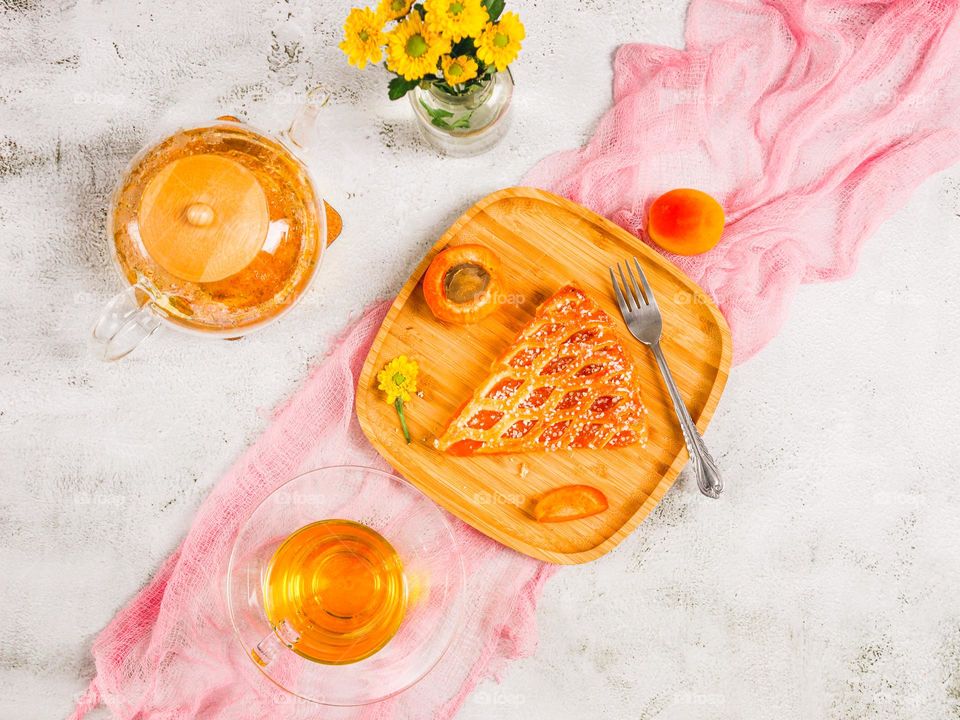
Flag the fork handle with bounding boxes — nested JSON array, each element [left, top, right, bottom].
[[651, 343, 723, 498]]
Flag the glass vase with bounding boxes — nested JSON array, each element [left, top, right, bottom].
[[409, 69, 514, 157]]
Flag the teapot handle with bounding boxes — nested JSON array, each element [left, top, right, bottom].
[[92, 284, 164, 362], [323, 200, 343, 246], [279, 88, 343, 245]]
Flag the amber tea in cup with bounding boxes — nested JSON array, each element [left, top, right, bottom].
[[227, 466, 465, 705], [262, 519, 408, 665]]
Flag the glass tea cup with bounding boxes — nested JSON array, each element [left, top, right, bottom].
[[92, 92, 342, 361], [226, 466, 465, 706]]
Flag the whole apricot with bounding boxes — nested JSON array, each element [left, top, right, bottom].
[[647, 188, 725, 255]]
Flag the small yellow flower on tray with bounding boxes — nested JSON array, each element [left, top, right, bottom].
[[386, 12, 451, 80], [378, 0, 415, 21], [424, 0, 489, 42], [339, 7, 386, 69], [378, 355, 420, 443], [441, 54, 479, 85], [476, 11, 524, 72]]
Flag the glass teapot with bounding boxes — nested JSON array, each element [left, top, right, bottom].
[[92, 93, 341, 361]]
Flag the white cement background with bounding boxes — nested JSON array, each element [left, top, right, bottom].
[[1, 1, 959, 718]]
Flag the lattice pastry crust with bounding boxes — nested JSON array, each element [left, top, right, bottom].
[[436, 285, 649, 455]]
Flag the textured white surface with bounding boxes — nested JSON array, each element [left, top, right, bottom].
[[2, 1, 960, 719]]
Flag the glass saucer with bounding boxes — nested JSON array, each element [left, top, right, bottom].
[[225, 465, 465, 706]]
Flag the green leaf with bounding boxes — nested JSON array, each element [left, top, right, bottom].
[[419, 97, 454, 120], [451, 37, 476, 56], [483, 0, 505, 22], [419, 97, 475, 130], [451, 111, 474, 129], [388, 76, 419, 100]]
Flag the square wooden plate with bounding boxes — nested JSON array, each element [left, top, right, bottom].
[[357, 188, 731, 564]]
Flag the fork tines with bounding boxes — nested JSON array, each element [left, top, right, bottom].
[[610, 257, 657, 311]]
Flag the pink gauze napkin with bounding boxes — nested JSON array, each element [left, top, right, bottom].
[[70, 302, 553, 720], [524, 0, 960, 363], [73, 1, 960, 718]]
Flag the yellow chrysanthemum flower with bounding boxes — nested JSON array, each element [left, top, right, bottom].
[[441, 54, 479, 84], [377, 0, 414, 21], [339, 7, 386, 69], [424, 0, 488, 42], [475, 11, 524, 72], [386, 12, 451, 81], [378, 355, 419, 404], [378, 355, 419, 443]]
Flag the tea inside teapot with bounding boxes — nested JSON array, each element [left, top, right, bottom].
[[110, 121, 324, 332]]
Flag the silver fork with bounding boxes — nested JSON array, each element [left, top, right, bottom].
[[609, 257, 723, 498]]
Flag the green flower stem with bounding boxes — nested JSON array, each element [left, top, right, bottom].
[[395, 397, 412, 444]]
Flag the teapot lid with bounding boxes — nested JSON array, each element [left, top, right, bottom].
[[137, 153, 269, 283]]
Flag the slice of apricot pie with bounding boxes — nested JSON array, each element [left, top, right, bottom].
[[436, 285, 649, 455]]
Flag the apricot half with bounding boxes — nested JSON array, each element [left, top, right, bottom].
[[647, 188, 725, 255], [422, 244, 504, 324]]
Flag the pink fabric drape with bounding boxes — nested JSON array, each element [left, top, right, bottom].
[[525, 0, 960, 363], [72, 1, 960, 716], [70, 303, 552, 720]]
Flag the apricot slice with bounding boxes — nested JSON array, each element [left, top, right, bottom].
[[445, 439, 484, 456], [533, 484, 609, 522], [647, 188, 725, 255], [422, 244, 504, 324]]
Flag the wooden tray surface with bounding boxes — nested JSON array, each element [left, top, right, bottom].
[[357, 187, 731, 564]]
